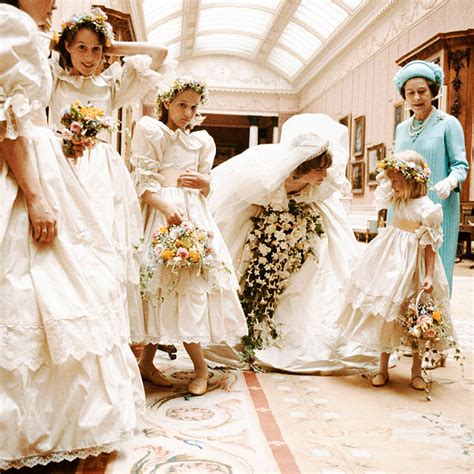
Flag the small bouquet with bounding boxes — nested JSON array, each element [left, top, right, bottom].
[[397, 289, 462, 397], [60, 99, 117, 158], [140, 221, 220, 296]]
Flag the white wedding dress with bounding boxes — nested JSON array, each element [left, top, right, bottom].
[[204, 114, 371, 373], [0, 5, 144, 469]]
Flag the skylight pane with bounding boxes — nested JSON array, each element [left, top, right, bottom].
[[165, 41, 181, 59], [143, 0, 182, 28], [147, 17, 182, 45], [295, 0, 348, 38], [195, 34, 259, 55], [200, 0, 279, 10], [199, 7, 272, 34], [267, 47, 303, 78], [279, 21, 322, 61], [341, 0, 364, 9]]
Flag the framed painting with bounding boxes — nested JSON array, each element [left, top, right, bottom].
[[351, 161, 364, 194], [339, 114, 352, 179], [352, 115, 365, 158], [393, 101, 405, 141], [367, 143, 385, 185]]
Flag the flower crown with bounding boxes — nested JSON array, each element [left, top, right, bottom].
[[57, 8, 114, 48], [155, 77, 209, 113], [377, 158, 430, 183]]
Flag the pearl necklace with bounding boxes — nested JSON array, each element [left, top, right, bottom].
[[408, 106, 435, 139]]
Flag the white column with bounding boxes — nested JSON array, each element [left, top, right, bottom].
[[248, 116, 260, 147], [272, 116, 279, 143]]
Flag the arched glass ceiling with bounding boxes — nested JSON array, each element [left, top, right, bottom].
[[143, 0, 365, 82]]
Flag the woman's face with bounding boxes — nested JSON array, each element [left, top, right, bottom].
[[404, 77, 434, 119], [18, 0, 56, 27], [66, 28, 103, 77], [299, 168, 327, 186], [165, 89, 200, 131]]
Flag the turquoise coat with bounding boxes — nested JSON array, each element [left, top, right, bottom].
[[394, 109, 469, 293]]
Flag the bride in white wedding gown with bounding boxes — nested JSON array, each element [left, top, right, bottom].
[[204, 114, 376, 373]]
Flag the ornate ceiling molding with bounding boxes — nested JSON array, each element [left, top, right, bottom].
[[298, 0, 448, 109]]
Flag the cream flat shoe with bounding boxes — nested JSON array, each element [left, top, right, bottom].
[[372, 373, 389, 387], [187, 377, 208, 396], [411, 375, 427, 391]]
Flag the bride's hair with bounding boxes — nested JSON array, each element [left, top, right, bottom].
[[293, 149, 333, 178]]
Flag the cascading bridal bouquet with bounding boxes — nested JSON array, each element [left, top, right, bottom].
[[60, 99, 117, 158], [140, 221, 225, 297], [397, 289, 462, 398], [240, 198, 325, 363]]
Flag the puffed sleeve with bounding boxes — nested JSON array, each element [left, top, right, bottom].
[[0, 7, 44, 141], [194, 130, 216, 175], [415, 199, 444, 251], [104, 55, 162, 111], [373, 173, 394, 211], [444, 114, 469, 186], [130, 116, 166, 197]]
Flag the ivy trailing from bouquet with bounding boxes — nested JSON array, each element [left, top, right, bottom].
[[239, 199, 325, 363]]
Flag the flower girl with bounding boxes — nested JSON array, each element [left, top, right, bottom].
[[130, 77, 247, 395], [332, 151, 455, 390]]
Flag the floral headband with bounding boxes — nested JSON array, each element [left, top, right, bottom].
[[56, 8, 114, 48], [377, 158, 430, 183], [155, 77, 209, 113]]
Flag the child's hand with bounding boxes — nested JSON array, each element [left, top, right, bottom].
[[177, 170, 210, 192], [422, 276, 433, 293], [163, 204, 183, 226]]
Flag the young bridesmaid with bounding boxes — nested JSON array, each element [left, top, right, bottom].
[[48, 8, 167, 335], [332, 151, 455, 390], [130, 77, 247, 395]]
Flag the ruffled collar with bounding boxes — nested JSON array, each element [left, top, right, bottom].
[[156, 121, 205, 150], [50, 59, 110, 89]]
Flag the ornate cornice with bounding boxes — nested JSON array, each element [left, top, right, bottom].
[[299, 0, 448, 109]]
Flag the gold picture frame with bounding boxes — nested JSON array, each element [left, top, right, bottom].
[[353, 115, 365, 158], [339, 114, 352, 180], [351, 161, 365, 194], [367, 143, 385, 186], [393, 100, 405, 142]]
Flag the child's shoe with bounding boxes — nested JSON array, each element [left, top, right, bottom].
[[372, 373, 389, 386]]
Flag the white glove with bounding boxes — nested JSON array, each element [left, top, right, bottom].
[[433, 174, 458, 200]]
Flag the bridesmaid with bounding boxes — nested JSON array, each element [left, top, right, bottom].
[[48, 8, 168, 335], [0, 0, 144, 469]]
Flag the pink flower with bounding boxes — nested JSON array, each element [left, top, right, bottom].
[[153, 244, 165, 257], [176, 247, 189, 259], [181, 221, 194, 232], [62, 128, 74, 140], [207, 231, 214, 239], [424, 328, 437, 340], [70, 121, 83, 133]]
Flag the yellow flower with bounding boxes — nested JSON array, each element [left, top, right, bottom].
[[189, 250, 200, 262], [162, 249, 174, 261], [160, 226, 169, 234], [432, 310, 442, 322]]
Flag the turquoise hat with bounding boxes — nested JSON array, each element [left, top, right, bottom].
[[393, 60, 444, 92]]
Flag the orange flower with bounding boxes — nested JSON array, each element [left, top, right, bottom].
[[432, 310, 442, 322], [162, 249, 174, 261], [160, 226, 169, 234], [189, 250, 200, 263]]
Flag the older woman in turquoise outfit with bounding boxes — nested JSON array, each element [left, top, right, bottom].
[[393, 60, 469, 294]]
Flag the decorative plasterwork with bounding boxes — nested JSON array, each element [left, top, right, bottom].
[[299, 0, 448, 109], [201, 90, 299, 116], [175, 55, 293, 94]]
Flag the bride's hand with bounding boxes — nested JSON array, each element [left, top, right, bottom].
[[177, 170, 210, 194], [27, 195, 58, 243]]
